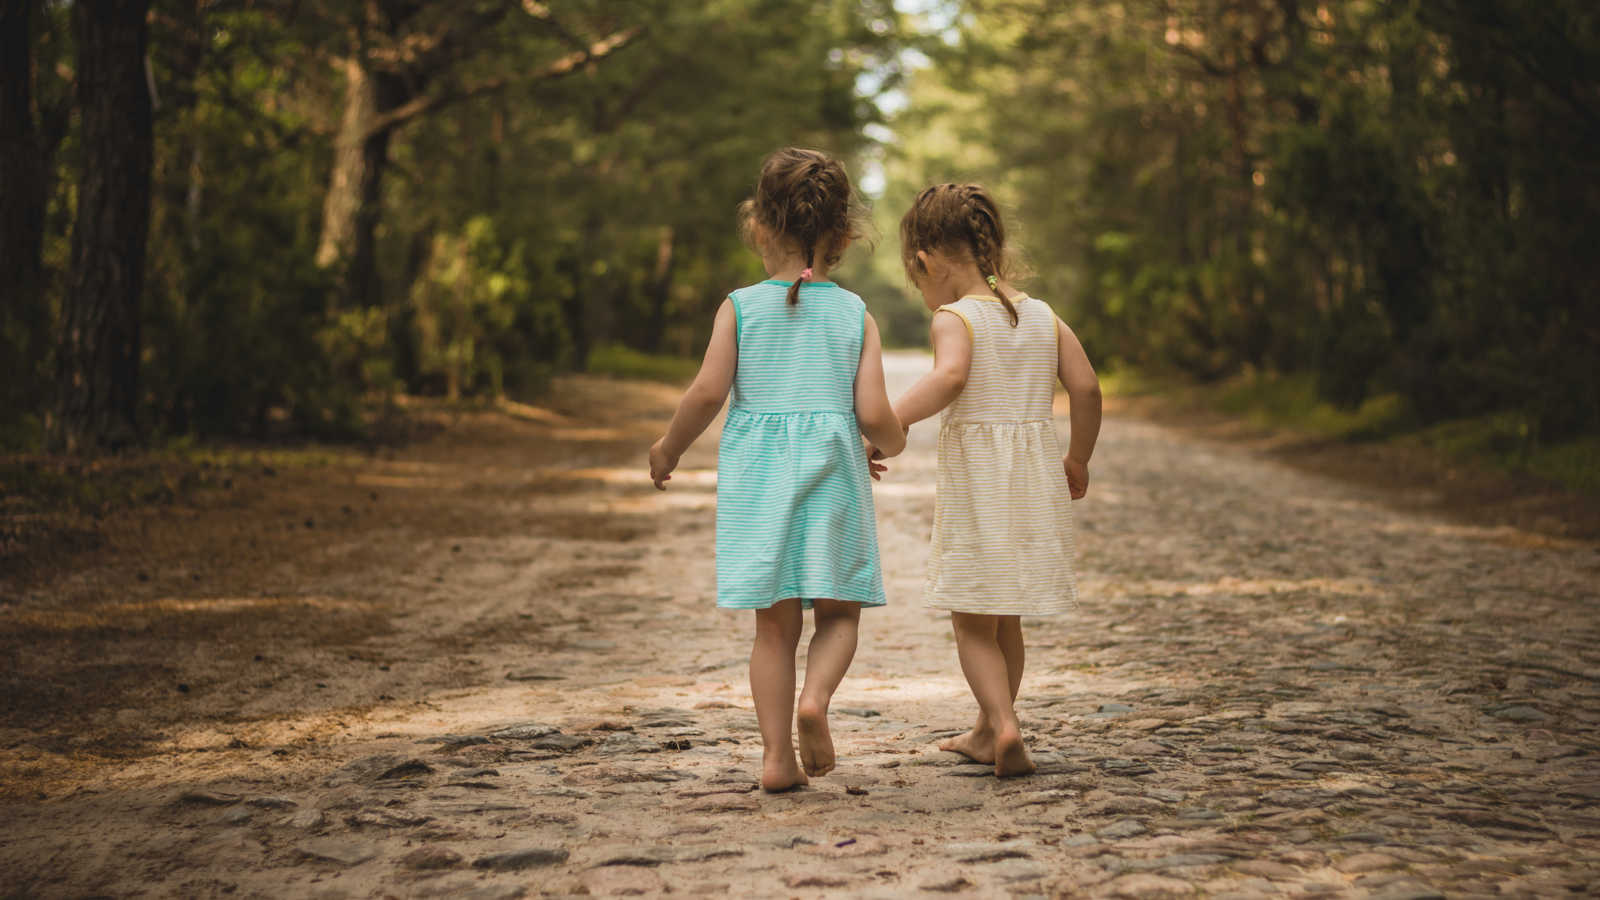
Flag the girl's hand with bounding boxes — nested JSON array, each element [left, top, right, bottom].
[[1063, 455, 1089, 499], [650, 438, 679, 490], [864, 439, 888, 481]]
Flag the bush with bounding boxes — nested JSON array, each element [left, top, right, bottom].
[[408, 217, 568, 400]]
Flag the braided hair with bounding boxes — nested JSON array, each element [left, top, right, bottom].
[[899, 183, 1020, 326], [739, 148, 865, 306]]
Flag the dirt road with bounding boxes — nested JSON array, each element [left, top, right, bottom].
[[2, 351, 1598, 898]]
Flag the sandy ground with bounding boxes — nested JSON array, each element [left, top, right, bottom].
[[1, 351, 1598, 899]]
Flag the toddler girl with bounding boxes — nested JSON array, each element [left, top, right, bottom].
[[880, 183, 1101, 776], [649, 148, 905, 791]]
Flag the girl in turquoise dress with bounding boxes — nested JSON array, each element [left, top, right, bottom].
[[650, 147, 905, 792]]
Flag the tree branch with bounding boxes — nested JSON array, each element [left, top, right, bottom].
[[364, 3, 515, 74], [1160, 40, 1237, 78], [520, 0, 592, 55], [362, 24, 642, 137], [365, 74, 508, 136], [535, 24, 642, 79]]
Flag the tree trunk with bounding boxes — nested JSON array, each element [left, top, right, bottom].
[[348, 105, 396, 309], [0, 0, 61, 421], [316, 57, 406, 309], [169, 0, 207, 251], [1224, 55, 1268, 368], [315, 58, 370, 270], [3, 0, 69, 428], [560, 252, 590, 370], [54, 0, 152, 452], [567, 207, 613, 369], [1, 0, 45, 305], [646, 226, 675, 352]]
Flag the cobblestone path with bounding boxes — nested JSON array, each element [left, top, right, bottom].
[[3, 353, 1597, 898]]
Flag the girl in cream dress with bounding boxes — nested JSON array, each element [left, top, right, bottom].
[[874, 183, 1102, 777]]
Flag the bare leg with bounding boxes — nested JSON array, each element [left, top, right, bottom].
[[796, 598, 861, 776], [997, 615, 1025, 701], [945, 612, 1033, 777], [941, 614, 1025, 763], [751, 599, 807, 791], [939, 614, 998, 763]]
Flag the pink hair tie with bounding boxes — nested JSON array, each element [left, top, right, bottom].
[[799, 267, 814, 281]]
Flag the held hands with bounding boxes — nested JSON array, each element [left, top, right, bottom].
[[649, 437, 679, 490], [1063, 455, 1089, 500], [865, 440, 888, 481], [864, 424, 907, 481]]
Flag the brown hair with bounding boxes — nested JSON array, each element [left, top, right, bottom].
[[739, 147, 865, 306], [899, 183, 1020, 326]]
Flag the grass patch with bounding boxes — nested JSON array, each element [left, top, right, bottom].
[[1102, 368, 1411, 440], [587, 344, 699, 384], [1110, 367, 1598, 495], [1412, 416, 1600, 494], [1525, 437, 1600, 494], [1214, 372, 1409, 441]]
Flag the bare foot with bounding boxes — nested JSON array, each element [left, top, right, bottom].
[[796, 702, 836, 776], [993, 728, 1035, 778], [938, 728, 996, 764], [761, 752, 809, 792]]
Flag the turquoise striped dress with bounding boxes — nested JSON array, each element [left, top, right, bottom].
[[715, 279, 887, 610]]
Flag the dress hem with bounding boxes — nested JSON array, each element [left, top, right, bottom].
[[718, 594, 888, 611], [922, 596, 1078, 616]]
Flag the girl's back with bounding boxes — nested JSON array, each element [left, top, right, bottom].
[[730, 279, 864, 412], [717, 279, 884, 611], [940, 295, 1057, 424]]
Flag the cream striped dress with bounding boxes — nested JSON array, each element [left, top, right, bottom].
[[924, 295, 1078, 615]]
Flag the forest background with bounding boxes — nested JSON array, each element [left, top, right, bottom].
[[3, 0, 1596, 488]]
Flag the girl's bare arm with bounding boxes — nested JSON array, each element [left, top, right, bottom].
[[892, 309, 972, 427], [854, 313, 906, 457], [1056, 317, 1101, 498], [650, 299, 737, 489], [1056, 317, 1101, 463]]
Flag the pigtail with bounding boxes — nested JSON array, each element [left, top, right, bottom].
[[965, 193, 1019, 327], [786, 173, 823, 306], [787, 241, 815, 306], [974, 241, 1019, 327], [992, 276, 1020, 327]]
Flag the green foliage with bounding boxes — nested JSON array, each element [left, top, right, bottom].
[[1408, 413, 1600, 495], [1523, 438, 1600, 495], [1216, 374, 1410, 441], [137, 5, 352, 437], [20, 0, 1592, 459], [890, 0, 1599, 446], [1117, 368, 1597, 494], [11, 0, 905, 444], [409, 217, 564, 399], [587, 345, 700, 384]]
